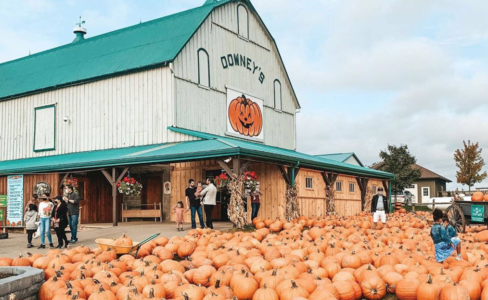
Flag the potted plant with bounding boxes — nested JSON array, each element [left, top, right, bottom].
[[117, 177, 143, 196]]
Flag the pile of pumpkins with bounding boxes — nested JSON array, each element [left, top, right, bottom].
[[4, 213, 488, 300], [472, 191, 488, 202]]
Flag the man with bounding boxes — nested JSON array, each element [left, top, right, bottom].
[[200, 178, 217, 229], [185, 179, 205, 229], [371, 187, 389, 230], [63, 184, 80, 243]]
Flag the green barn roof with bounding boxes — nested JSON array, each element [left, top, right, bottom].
[[0, 0, 237, 100]]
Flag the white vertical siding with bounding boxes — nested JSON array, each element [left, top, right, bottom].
[[173, 2, 298, 149], [0, 66, 177, 161]]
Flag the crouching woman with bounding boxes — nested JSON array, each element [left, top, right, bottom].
[[431, 208, 460, 262]]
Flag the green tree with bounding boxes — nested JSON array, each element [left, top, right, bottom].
[[454, 140, 487, 192], [378, 144, 421, 201]]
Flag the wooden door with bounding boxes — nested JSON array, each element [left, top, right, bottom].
[[144, 175, 162, 208]]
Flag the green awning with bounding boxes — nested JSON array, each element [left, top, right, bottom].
[[0, 128, 394, 179]]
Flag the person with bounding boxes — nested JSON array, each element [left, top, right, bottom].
[[431, 208, 459, 262], [443, 214, 462, 260], [24, 203, 38, 248], [195, 181, 203, 204], [38, 193, 54, 249], [25, 194, 38, 212], [251, 182, 262, 221], [173, 201, 185, 231], [64, 184, 80, 244], [52, 196, 69, 248], [201, 178, 217, 229], [371, 187, 389, 230], [185, 179, 205, 229]]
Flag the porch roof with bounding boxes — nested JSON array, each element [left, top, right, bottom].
[[0, 129, 394, 179]]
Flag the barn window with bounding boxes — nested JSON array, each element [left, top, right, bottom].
[[336, 181, 343, 192], [237, 4, 249, 39], [198, 48, 210, 87], [274, 79, 282, 110], [305, 177, 313, 189], [349, 183, 355, 193], [34, 104, 56, 152]]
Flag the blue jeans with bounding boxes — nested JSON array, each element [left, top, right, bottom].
[[69, 214, 79, 241], [190, 206, 205, 229], [39, 217, 52, 245], [251, 203, 260, 220]]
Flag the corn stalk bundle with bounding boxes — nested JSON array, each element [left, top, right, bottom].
[[285, 184, 300, 221], [227, 173, 247, 228], [363, 186, 374, 212], [326, 185, 337, 216]]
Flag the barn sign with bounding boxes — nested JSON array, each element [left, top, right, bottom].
[[226, 87, 264, 140], [221, 53, 265, 84]]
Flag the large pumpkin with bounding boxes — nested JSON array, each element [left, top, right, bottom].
[[228, 94, 263, 137], [472, 191, 484, 202]]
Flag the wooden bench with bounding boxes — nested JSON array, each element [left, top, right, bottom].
[[122, 203, 162, 222]]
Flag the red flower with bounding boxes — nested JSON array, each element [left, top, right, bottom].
[[117, 183, 120, 187], [124, 177, 129, 182]]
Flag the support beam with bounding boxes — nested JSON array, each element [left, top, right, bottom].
[[278, 165, 291, 186], [112, 168, 117, 227], [217, 160, 233, 175], [116, 167, 129, 183], [388, 180, 393, 213], [101, 169, 114, 183], [233, 158, 241, 176], [356, 177, 370, 210]]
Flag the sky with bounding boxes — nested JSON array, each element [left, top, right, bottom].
[[1, 0, 488, 191]]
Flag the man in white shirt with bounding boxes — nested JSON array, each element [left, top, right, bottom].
[[200, 178, 217, 229], [371, 187, 389, 229]]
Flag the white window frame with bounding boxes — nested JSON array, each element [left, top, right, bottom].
[[372, 185, 377, 194], [336, 181, 343, 192], [237, 4, 249, 40], [197, 48, 210, 88], [274, 79, 282, 111], [305, 177, 313, 189], [33, 104, 56, 152]]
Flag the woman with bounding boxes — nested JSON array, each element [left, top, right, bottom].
[[430, 208, 459, 262], [251, 182, 262, 221], [52, 196, 69, 248], [24, 203, 38, 248], [38, 193, 54, 249]]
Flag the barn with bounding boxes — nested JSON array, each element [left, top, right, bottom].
[[0, 0, 393, 227]]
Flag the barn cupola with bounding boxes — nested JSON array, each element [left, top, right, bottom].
[[72, 17, 87, 43]]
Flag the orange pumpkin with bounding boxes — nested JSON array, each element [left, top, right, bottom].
[[472, 191, 484, 202], [228, 94, 263, 137]]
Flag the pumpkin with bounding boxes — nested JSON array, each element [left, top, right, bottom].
[[252, 284, 278, 300], [439, 282, 470, 300], [417, 274, 441, 300], [396, 278, 420, 300], [361, 276, 386, 300], [472, 191, 484, 202], [12, 254, 31, 266], [228, 94, 263, 137], [232, 272, 258, 300]]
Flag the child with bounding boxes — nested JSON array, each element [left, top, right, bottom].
[[443, 214, 462, 260], [195, 181, 203, 204], [24, 204, 38, 248], [173, 201, 185, 231], [430, 209, 459, 262]]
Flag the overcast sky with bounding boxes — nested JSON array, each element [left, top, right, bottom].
[[1, 0, 488, 191]]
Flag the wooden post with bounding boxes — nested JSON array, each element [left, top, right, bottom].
[[101, 167, 129, 227]]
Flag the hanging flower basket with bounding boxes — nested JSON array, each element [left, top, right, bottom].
[[215, 173, 230, 191], [117, 177, 143, 196], [243, 171, 258, 195], [63, 178, 79, 193]]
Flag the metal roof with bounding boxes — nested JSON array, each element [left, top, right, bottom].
[[0, 0, 227, 100], [316, 153, 364, 167], [0, 128, 394, 179]]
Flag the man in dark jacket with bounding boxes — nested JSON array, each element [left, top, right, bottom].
[[63, 184, 80, 243], [371, 187, 389, 229]]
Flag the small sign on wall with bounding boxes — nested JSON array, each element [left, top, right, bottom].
[[226, 87, 264, 140], [164, 182, 171, 194], [472, 205, 484, 222], [7, 175, 23, 227]]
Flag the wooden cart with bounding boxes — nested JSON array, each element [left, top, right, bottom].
[[95, 233, 160, 257], [446, 200, 487, 233]]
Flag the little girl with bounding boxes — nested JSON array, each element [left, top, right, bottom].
[[195, 181, 203, 204], [443, 214, 462, 260], [173, 201, 185, 231], [24, 204, 38, 248], [431, 209, 459, 262]]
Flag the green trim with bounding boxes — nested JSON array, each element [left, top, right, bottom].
[[33, 104, 56, 152]]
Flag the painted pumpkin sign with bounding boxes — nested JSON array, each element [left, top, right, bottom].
[[228, 94, 263, 137]]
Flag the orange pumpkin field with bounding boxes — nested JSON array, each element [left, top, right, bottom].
[[4, 211, 488, 300]]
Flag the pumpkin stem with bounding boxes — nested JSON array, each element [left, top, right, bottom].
[[427, 274, 433, 284], [98, 284, 106, 293], [182, 292, 190, 300], [291, 280, 298, 288]]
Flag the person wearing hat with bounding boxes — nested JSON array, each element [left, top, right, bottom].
[[63, 184, 80, 243], [371, 187, 389, 229]]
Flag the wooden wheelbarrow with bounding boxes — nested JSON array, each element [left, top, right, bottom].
[[95, 233, 160, 257]]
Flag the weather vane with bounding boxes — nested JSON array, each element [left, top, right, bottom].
[[76, 16, 85, 27]]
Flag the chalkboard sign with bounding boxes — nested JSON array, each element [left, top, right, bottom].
[[7, 175, 23, 227]]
